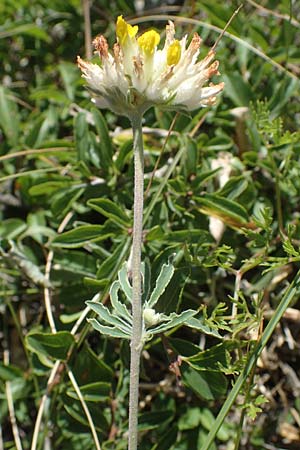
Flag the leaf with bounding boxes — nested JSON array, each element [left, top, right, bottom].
[[142, 258, 151, 304], [182, 341, 239, 372], [164, 229, 214, 244], [169, 338, 203, 358], [223, 72, 252, 106], [60, 312, 82, 324], [195, 194, 252, 228], [53, 249, 97, 277], [29, 180, 74, 196], [147, 261, 175, 308], [26, 331, 75, 360], [109, 281, 132, 320], [74, 112, 90, 163], [51, 225, 113, 248], [72, 343, 112, 385], [86, 299, 132, 332], [182, 363, 227, 400], [150, 425, 178, 450], [0, 23, 50, 41], [0, 219, 27, 239], [178, 407, 202, 430], [51, 186, 85, 218], [183, 135, 198, 175], [64, 401, 109, 431], [115, 138, 133, 171], [138, 410, 174, 431], [9, 243, 51, 287], [96, 238, 130, 280], [87, 198, 131, 228], [147, 309, 197, 336], [185, 317, 222, 339], [216, 175, 249, 201], [66, 382, 111, 402], [58, 61, 79, 101], [0, 86, 19, 147], [117, 263, 133, 303], [88, 318, 131, 339], [24, 107, 58, 148], [0, 363, 23, 381], [91, 107, 113, 171]]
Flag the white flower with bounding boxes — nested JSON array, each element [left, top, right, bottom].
[[143, 308, 162, 327], [77, 16, 224, 119]]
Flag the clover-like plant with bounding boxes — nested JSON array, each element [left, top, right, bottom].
[[78, 15, 224, 450]]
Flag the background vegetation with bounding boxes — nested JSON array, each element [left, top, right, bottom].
[[1, 1, 300, 449]]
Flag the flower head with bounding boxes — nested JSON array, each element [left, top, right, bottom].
[[77, 16, 224, 119]]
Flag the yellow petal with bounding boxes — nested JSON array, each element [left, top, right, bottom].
[[167, 40, 181, 66], [116, 15, 138, 45], [138, 30, 160, 55]]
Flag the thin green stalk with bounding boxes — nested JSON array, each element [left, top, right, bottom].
[[128, 114, 144, 450], [200, 269, 300, 450]]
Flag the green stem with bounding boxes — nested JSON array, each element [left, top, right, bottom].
[[128, 114, 144, 450], [200, 269, 300, 450]]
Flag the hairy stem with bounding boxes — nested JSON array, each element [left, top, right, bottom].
[[128, 114, 144, 450]]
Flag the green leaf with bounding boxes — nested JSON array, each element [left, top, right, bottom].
[[182, 364, 227, 400], [64, 401, 109, 431], [86, 299, 132, 332], [164, 229, 214, 244], [169, 338, 203, 357], [51, 225, 113, 248], [25, 107, 58, 148], [60, 312, 82, 324], [96, 238, 130, 280], [110, 281, 132, 320], [185, 317, 222, 339], [115, 138, 133, 171], [147, 310, 197, 336], [178, 407, 202, 430], [87, 198, 131, 228], [183, 135, 198, 175], [58, 61, 79, 101], [117, 263, 133, 303], [138, 410, 173, 431], [72, 343, 112, 385], [29, 180, 74, 196], [51, 186, 85, 218], [0, 23, 50, 41], [91, 107, 113, 171], [216, 175, 249, 201], [9, 243, 51, 287], [0, 219, 27, 239], [150, 425, 178, 450], [88, 318, 131, 339], [26, 331, 75, 360], [195, 194, 250, 228], [183, 341, 239, 372], [66, 382, 111, 402], [223, 72, 252, 106], [0, 86, 19, 147], [74, 112, 90, 163], [0, 363, 24, 381], [147, 261, 175, 307]]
